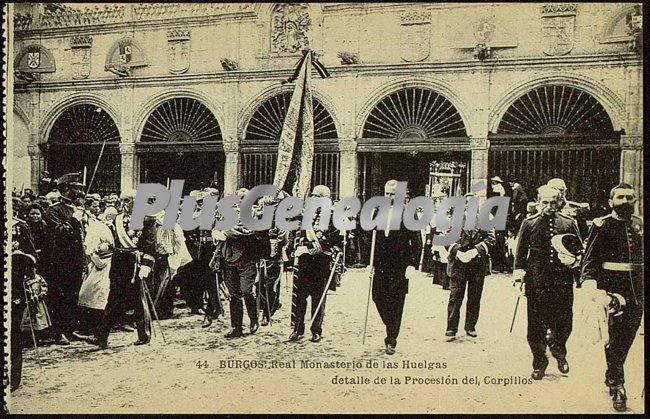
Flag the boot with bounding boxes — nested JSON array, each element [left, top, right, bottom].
[[229, 298, 244, 331], [609, 384, 627, 412], [244, 295, 259, 334]]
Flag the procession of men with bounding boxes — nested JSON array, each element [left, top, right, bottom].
[[9, 171, 644, 413]]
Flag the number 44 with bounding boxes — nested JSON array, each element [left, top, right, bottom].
[[196, 360, 209, 369]]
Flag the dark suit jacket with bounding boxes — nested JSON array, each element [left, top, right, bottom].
[[372, 228, 421, 298], [446, 228, 495, 279]]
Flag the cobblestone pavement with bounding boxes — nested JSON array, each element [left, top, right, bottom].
[[9, 269, 644, 414]]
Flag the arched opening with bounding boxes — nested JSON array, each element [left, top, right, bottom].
[[358, 87, 470, 202], [490, 85, 621, 204], [42, 104, 121, 194], [137, 97, 225, 194], [240, 92, 340, 198]]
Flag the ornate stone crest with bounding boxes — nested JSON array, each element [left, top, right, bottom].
[[474, 19, 496, 44], [541, 3, 577, 56], [167, 30, 191, 74], [71, 36, 92, 80], [14, 44, 56, 82], [105, 37, 148, 77], [400, 9, 431, 62], [271, 3, 311, 54]]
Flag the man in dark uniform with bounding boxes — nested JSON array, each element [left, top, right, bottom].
[[580, 183, 643, 412], [548, 178, 589, 240], [445, 193, 495, 339], [289, 185, 343, 343], [44, 173, 86, 345], [514, 184, 582, 380], [10, 217, 37, 392], [216, 189, 270, 339], [371, 180, 421, 355], [88, 191, 157, 348], [261, 223, 289, 326]]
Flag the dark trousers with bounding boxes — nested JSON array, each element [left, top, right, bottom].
[[447, 274, 485, 332], [373, 289, 407, 347], [96, 250, 150, 344], [204, 270, 223, 319], [291, 254, 330, 335], [526, 285, 573, 369], [223, 262, 258, 330], [150, 257, 174, 319], [432, 261, 450, 289], [76, 307, 104, 335], [178, 262, 203, 311], [47, 274, 83, 339], [605, 302, 643, 385], [491, 231, 510, 273], [260, 262, 282, 319], [11, 308, 24, 392]]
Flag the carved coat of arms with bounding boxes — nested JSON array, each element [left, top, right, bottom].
[[71, 36, 92, 80], [271, 3, 311, 54], [167, 30, 191, 75], [119, 43, 132, 64], [27, 52, 40, 69], [541, 4, 577, 56], [400, 9, 431, 62]]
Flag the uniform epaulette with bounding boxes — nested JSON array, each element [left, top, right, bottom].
[[557, 211, 574, 220], [525, 212, 541, 221], [592, 214, 612, 227]]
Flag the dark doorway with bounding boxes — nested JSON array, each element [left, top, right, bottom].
[[358, 151, 471, 201], [139, 151, 225, 195], [44, 145, 121, 195]]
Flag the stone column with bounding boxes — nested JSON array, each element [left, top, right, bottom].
[[223, 141, 239, 195], [27, 144, 42, 192], [620, 134, 643, 213], [338, 139, 357, 198], [119, 143, 136, 193], [469, 137, 489, 192]]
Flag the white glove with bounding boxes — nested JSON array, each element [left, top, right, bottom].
[[138, 265, 151, 280], [405, 266, 416, 280]]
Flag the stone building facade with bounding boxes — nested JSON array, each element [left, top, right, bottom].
[[10, 2, 643, 210]]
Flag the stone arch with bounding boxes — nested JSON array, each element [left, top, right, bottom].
[[488, 74, 625, 133], [134, 88, 226, 142], [356, 77, 472, 139], [237, 84, 343, 140], [600, 4, 638, 41], [39, 93, 121, 144]]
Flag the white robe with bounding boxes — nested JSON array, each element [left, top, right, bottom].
[[78, 218, 114, 310]]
